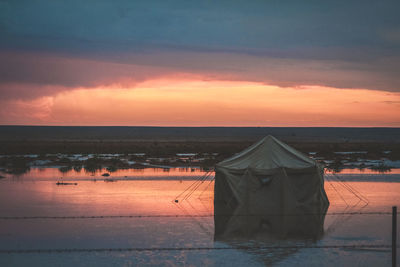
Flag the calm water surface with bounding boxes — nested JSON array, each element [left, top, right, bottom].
[[0, 168, 399, 266]]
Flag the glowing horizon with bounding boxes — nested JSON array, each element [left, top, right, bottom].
[[1, 77, 399, 127]]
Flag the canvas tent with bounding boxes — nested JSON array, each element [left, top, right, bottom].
[[214, 135, 329, 240]]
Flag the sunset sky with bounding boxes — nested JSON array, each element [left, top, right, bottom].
[[0, 1, 399, 126]]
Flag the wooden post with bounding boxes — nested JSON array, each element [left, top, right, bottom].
[[393, 206, 397, 267]]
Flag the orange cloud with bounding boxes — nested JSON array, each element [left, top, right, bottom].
[[1, 79, 399, 126]]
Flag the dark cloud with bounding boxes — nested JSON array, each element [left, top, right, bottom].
[[0, 0, 399, 95], [0, 51, 181, 99], [0, 51, 172, 86]]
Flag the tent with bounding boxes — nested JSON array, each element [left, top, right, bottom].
[[214, 135, 329, 240]]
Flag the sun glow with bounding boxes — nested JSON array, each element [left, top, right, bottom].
[[1, 78, 399, 126]]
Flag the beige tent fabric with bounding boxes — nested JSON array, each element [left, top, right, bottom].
[[214, 135, 329, 240], [217, 135, 319, 170]]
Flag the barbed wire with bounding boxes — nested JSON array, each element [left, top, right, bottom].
[[0, 211, 397, 220], [0, 244, 395, 254]]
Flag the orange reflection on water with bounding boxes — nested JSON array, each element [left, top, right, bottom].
[[2, 167, 399, 217], [10, 167, 400, 182], [0, 179, 214, 217], [1, 178, 399, 222], [16, 167, 210, 181]]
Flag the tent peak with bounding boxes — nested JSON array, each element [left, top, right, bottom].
[[217, 135, 317, 170]]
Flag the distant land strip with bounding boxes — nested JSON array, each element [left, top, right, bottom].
[[0, 126, 399, 156], [1, 126, 399, 142]]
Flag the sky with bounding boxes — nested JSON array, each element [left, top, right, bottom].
[[0, 0, 399, 126]]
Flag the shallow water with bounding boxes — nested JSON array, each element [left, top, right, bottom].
[[3, 166, 400, 181], [3, 167, 209, 181], [0, 169, 399, 266]]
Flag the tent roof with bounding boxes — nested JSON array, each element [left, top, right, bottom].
[[216, 135, 318, 170]]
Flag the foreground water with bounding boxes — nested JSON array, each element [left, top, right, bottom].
[[0, 168, 399, 266]]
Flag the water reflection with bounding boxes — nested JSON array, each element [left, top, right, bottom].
[[73, 165, 82, 172], [58, 166, 72, 173], [0, 167, 211, 181], [213, 206, 328, 263], [1, 165, 398, 181], [214, 212, 327, 241], [5, 166, 31, 175], [0, 156, 31, 175], [0, 167, 399, 266]]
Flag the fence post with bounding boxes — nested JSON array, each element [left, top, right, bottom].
[[393, 206, 397, 267]]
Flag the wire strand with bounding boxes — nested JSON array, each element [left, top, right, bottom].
[[0, 211, 396, 220], [0, 244, 396, 254]]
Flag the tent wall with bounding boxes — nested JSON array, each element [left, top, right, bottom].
[[214, 165, 329, 240]]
